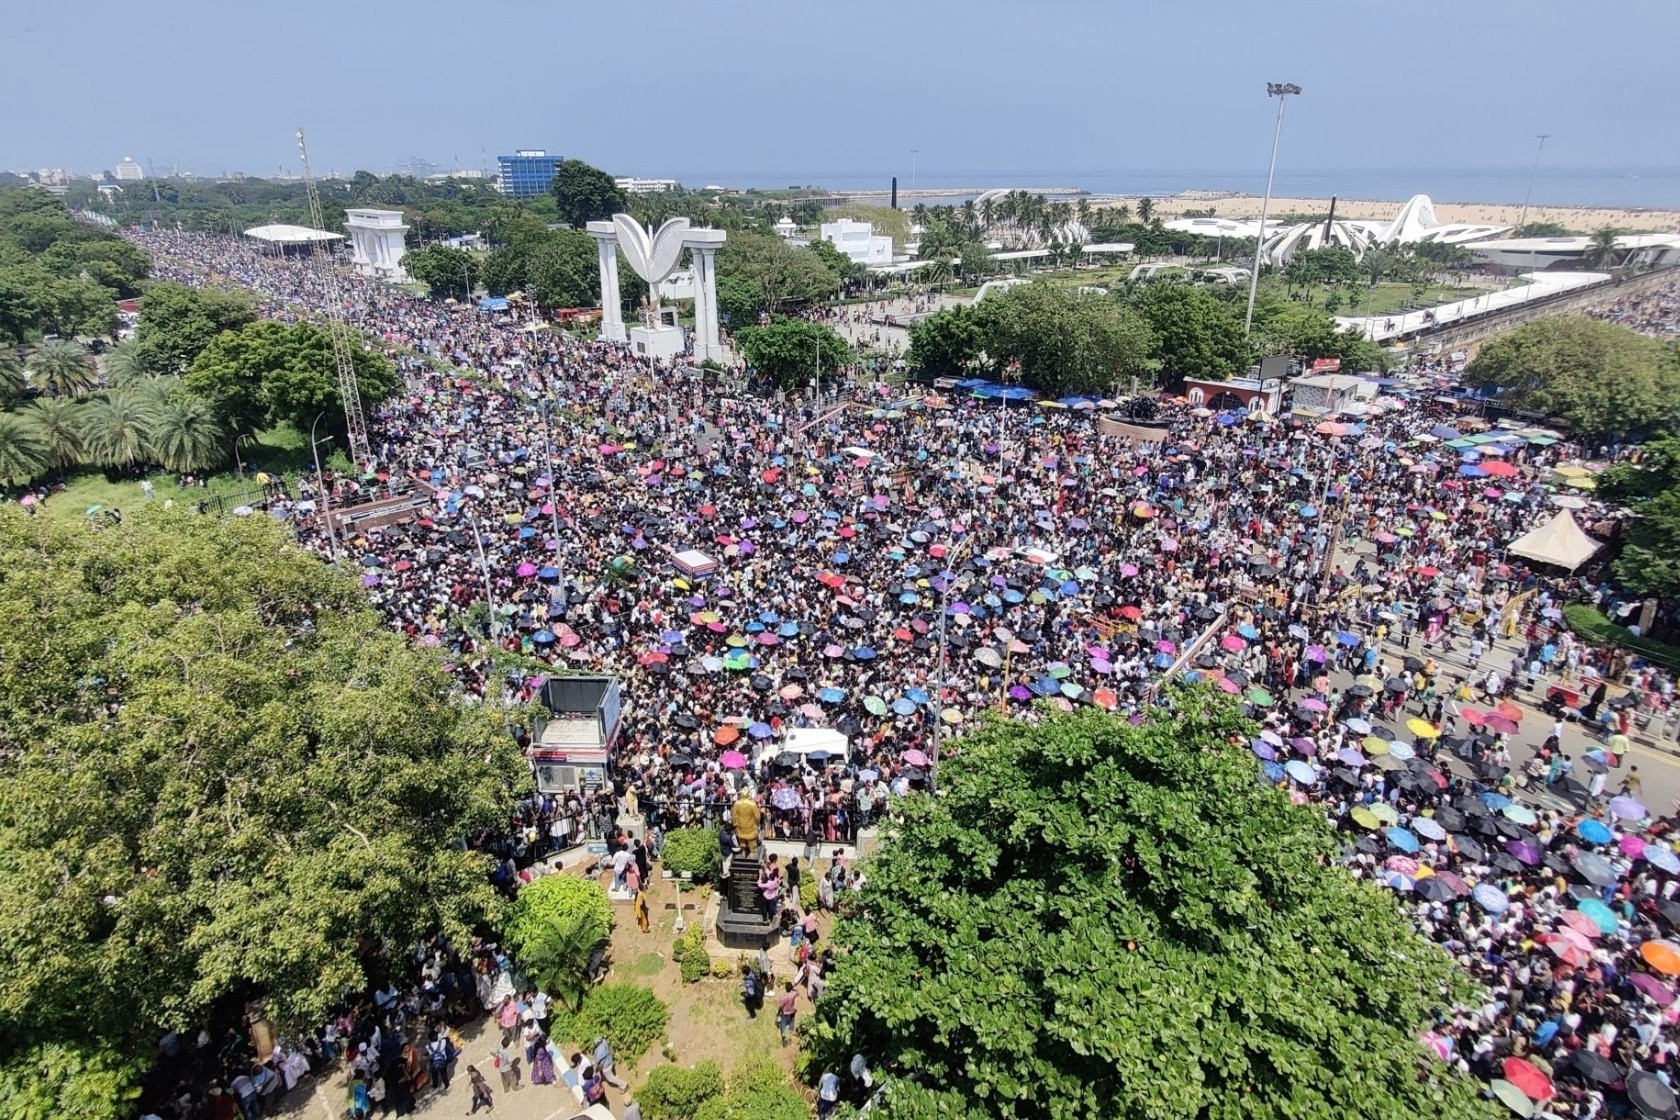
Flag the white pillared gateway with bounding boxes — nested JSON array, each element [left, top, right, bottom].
[[343, 209, 410, 282], [587, 215, 727, 362]]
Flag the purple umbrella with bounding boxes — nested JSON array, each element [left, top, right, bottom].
[[1290, 737, 1317, 756], [1251, 740, 1277, 761], [1306, 645, 1327, 662], [1629, 972, 1676, 1004], [1008, 685, 1033, 701], [361, 573, 380, 587], [1336, 748, 1366, 767], [1091, 658, 1113, 674], [1611, 796, 1649, 821], [1506, 839, 1543, 866]]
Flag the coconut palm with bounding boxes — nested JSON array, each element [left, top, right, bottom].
[[129, 375, 180, 414], [28, 339, 98, 398], [21, 397, 85, 474], [143, 394, 226, 474], [1115, 203, 1132, 224], [0, 411, 49, 485], [0, 350, 24, 403], [76, 389, 152, 470], [101, 339, 148, 387], [1583, 227, 1621, 270], [1138, 196, 1155, 223]]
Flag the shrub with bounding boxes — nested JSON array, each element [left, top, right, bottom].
[[674, 923, 711, 984], [505, 874, 613, 960], [662, 828, 722, 886], [709, 957, 736, 980], [691, 1060, 808, 1120], [799, 876, 817, 912], [567, 983, 669, 1065], [639, 1061, 725, 1120]]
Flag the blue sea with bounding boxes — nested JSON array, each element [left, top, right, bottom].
[[680, 167, 1680, 210]]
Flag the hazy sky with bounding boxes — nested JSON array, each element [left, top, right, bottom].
[[8, 0, 1679, 193]]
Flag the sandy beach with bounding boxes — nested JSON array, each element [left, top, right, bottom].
[[1100, 194, 1680, 233]]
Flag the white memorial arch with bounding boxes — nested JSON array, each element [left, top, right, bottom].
[[344, 208, 410, 282], [587, 217, 726, 362]]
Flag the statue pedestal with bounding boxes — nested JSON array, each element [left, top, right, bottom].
[[628, 324, 685, 360], [715, 855, 778, 949]]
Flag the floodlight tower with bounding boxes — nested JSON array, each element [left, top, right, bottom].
[[296, 129, 372, 469]]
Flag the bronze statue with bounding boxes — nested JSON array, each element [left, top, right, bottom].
[[731, 791, 762, 857]]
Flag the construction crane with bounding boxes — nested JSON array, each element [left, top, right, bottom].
[[295, 129, 372, 469]]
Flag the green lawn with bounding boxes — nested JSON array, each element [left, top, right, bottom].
[[38, 424, 354, 521], [1563, 603, 1680, 672]]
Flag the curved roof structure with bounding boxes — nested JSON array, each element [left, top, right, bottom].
[[1162, 216, 1269, 240], [244, 223, 343, 245], [1259, 194, 1509, 265]]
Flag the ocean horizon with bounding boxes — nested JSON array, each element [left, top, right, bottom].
[[671, 166, 1680, 210]]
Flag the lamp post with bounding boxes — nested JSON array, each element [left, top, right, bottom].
[[537, 399, 564, 551], [1516, 134, 1550, 234], [930, 533, 976, 790], [309, 410, 338, 560], [469, 514, 503, 704], [1244, 82, 1302, 336]]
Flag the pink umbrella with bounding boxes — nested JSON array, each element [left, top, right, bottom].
[[559, 633, 581, 648], [1156, 641, 1176, 653], [1086, 645, 1111, 659], [17, 494, 37, 507], [1299, 697, 1329, 712], [1090, 658, 1112, 674], [1560, 911, 1604, 940], [902, 748, 929, 766], [1621, 834, 1649, 858], [719, 750, 748, 770], [1120, 563, 1139, 577], [823, 644, 844, 657], [517, 562, 538, 577], [1221, 635, 1246, 652], [757, 632, 779, 645], [1217, 677, 1241, 695], [779, 684, 803, 699]]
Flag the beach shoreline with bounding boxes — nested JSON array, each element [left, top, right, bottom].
[[1099, 193, 1680, 233]]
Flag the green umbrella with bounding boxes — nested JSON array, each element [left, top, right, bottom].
[[863, 696, 888, 717], [1247, 688, 1274, 707]]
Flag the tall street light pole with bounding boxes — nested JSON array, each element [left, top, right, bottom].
[[537, 399, 564, 553], [911, 149, 919, 201], [930, 533, 976, 790], [309, 410, 338, 561], [1516, 133, 1550, 233], [1244, 82, 1302, 337]]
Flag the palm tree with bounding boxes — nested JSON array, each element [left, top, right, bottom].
[[101, 339, 148, 387], [1115, 203, 1132, 225], [76, 389, 152, 471], [22, 397, 85, 474], [1583, 227, 1621, 270], [143, 395, 226, 473], [979, 197, 995, 233], [518, 914, 607, 1015], [1138, 197, 1155, 223], [28, 340, 98, 398], [0, 350, 23, 404], [0, 410, 51, 485]]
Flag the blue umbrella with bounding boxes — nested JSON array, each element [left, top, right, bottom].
[[899, 591, 919, 604], [778, 621, 800, 636], [1059, 581, 1080, 596], [1003, 589, 1025, 603], [1576, 818, 1614, 845], [1577, 898, 1618, 934], [1237, 623, 1260, 640], [538, 567, 559, 580], [1472, 884, 1509, 913], [905, 688, 930, 705], [1251, 740, 1277, 761], [1298, 504, 1318, 518], [1030, 677, 1060, 697], [1644, 846, 1680, 874], [532, 630, 556, 644], [852, 646, 876, 661], [1261, 761, 1287, 782], [519, 526, 537, 538], [1478, 791, 1512, 811], [1385, 826, 1420, 853], [1381, 870, 1415, 892], [1458, 464, 1487, 478], [818, 687, 845, 704], [890, 697, 917, 716], [1284, 760, 1318, 784], [747, 722, 773, 739], [1336, 631, 1360, 646], [1151, 652, 1172, 668]]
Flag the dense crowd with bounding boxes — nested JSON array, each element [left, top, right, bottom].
[[1587, 277, 1680, 339], [118, 229, 1680, 1117]]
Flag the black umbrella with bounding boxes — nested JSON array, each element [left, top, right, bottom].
[[1452, 834, 1487, 862], [1402, 656, 1425, 673], [773, 752, 799, 768], [751, 674, 773, 691], [1331, 767, 1362, 786], [1660, 900, 1680, 928], [670, 753, 694, 768], [1490, 853, 1523, 874], [1435, 807, 1467, 832], [1566, 1050, 1619, 1085], [784, 667, 809, 681], [1457, 796, 1491, 817], [1494, 817, 1527, 840], [1628, 1071, 1679, 1120], [1346, 685, 1374, 699], [1252, 564, 1279, 578], [1543, 853, 1573, 876], [673, 713, 699, 729], [1226, 670, 1250, 688], [1355, 835, 1382, 854], [766, 701, 789, 717], [1580, 754, 1609, 775], [1416, 876, 1457, 902], [1567, 884, 1602, 902], [1473, 816, 1502, 837], [1609, 693, 1639, 711], [1384, 678, 1409, 693]]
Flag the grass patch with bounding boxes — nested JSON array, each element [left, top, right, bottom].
[[38, 423, 354, 521], [632, 952, 666, 978], [1563, 603, 1680, 672]]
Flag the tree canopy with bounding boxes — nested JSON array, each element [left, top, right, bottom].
[[0, 187, 145, 343], [403, 243, 481, 300], [550, 159, 627, 228], [131, 282, 256, 377], [0, 509, 527, 1112], [1466, 317, 1680, 441], [807, 700, 1496, 1120], [1129, 282, 1253, 383], [735, 318, 850, 391], [716, 231, 839, 316]]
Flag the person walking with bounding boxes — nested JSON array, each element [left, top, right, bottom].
[[776, 981, 799, 1046], [492, 1041, 521, 1092], [428, 1030, 453, 1091], [467, 1066, 495, 1115]]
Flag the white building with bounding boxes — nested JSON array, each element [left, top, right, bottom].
[[1467, 233, 1680, 273], [344, 209, 410, 282], [615, 177, 678, 194], [819, 218, 893, 265], [114, 157, 145, 181]]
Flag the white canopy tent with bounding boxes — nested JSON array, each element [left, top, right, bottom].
[[1507, 511, 1602, 571]]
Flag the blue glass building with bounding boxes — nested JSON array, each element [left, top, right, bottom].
[[497, 150, 564, 199]]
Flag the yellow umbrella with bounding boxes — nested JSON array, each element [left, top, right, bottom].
[[1363, 735, 1391, 755], [1369, 803, 1400, 825], [1552, 465, 1590, 478], [673, 577, 691, 590], [1565, 476, 1597, 490], [1351, 807, 1381, 830], [1407, 717, 1440, 739]]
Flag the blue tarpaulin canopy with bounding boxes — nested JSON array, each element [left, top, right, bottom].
[[478, 297, 511, 312]]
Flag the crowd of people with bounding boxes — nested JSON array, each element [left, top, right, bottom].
[[113, 228, 1680, 1117], [1587, 277, 1680, 339]]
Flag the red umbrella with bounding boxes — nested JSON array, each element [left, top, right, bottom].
[[1502, 1057, 1555, 1102], [1480, 460, 1520, 478]]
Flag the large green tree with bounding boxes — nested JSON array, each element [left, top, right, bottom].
[[715, 231, 839, 314], [808, 701, 1497, 1120], [1466, 316, 1680, 441], [182, 319, 399, 444], [27, 339, 98, 397], [1252, 301, 1387, 371], [0, 510, 528, 1108], [550, 159, 627, 228], [0, 411, 47, 484], [130, 282, 256, 377], [977, 283, 1156, 396], [735, 318, 850, 391], [403, 243, 480, 300], [906, 303, 987, 379], [1128, 282, 1253, 382]]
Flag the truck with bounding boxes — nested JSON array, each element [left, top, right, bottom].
[[528, 675, 624, 794]]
